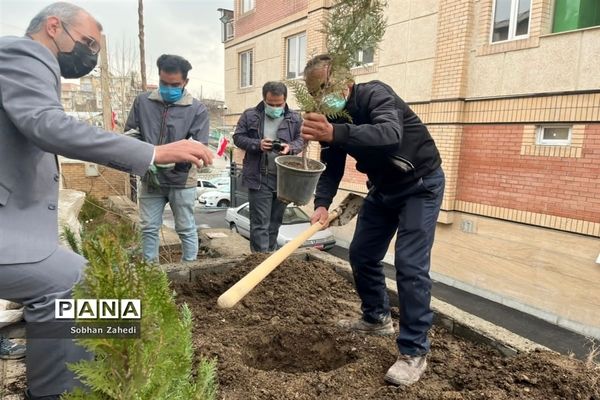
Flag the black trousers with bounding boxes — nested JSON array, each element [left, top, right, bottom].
[[349, 167, 445, 356]]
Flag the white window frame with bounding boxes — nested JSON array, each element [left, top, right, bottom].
[[286, 32, 306, 80], [352, 47, 375, 68], [536, 125, 572, 146], [224, 21, 234, 41], [241, 0, 255, 14], [239, 50, 253, 89], [490, 0, 531, 43]]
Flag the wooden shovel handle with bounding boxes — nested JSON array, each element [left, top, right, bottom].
[[217, 209, 339, 308]]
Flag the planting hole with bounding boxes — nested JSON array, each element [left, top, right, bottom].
[[244, 329, 356, 373]]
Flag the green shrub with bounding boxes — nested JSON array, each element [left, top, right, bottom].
[[63, 228, 217, 400], [79, 195, 107, 223]]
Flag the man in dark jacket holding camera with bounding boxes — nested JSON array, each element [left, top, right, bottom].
[[233, 81, 303, 252], [301, 54, 445, 386]]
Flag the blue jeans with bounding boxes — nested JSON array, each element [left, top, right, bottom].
[[248, 173, 287, 253], [139, 183, 198, 262], [349, 167, 445, 356]]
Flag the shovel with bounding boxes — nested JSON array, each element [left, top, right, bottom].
[[217, 193, 364, 308]]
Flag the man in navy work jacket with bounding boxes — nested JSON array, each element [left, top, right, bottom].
[[233, 81, 304, 253], [301, 54, 445, 387], [0, 2, 212, 398]]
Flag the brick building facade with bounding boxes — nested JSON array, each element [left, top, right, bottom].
[[222, 0, 600, 337]]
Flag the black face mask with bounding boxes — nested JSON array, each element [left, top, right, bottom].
[[56, 41, 98, 78]]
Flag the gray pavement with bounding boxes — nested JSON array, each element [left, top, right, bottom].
[[327, 246, 595, 360]]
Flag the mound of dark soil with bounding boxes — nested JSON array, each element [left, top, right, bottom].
[[175, 254, 600, 400]]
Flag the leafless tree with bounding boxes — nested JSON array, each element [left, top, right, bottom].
[[138, 0, 147, 91]]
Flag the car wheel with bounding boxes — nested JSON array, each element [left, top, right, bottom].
[[229, 223, 238, 233], [217, 199, 230, 208]]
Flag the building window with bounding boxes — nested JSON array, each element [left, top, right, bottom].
[[239, 50, 253, 88], [536, 126, 572, 146], [224, 21, 234, 41], [219, 9, 234, 42], [241, 0, 255, 14], [491, 0, 530, 42], [352, 47, 375, 67], [286, 32, 306, 79], [553, 0, 600, 33]]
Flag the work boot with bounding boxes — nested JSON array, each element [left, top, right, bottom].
[[384, 354, 427, 386], [337, 315, 395, 336], [0, 336, 26, 360]]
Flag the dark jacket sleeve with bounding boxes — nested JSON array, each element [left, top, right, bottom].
[[331, 83, 403, 153], [314, 144, 347, 210], [289, 113, 305, 155], [233, 110, 262, 153], [189, 104, 210, 144]]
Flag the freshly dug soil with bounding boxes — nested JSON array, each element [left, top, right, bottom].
[[175, 254, 600, 400], [159, 244, 220, 264], [278, 156, 324, 171]]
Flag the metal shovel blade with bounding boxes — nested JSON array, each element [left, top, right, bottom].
[[329, 193, 364, 227]]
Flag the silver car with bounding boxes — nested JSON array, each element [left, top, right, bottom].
[[225, 202, 336, 250]]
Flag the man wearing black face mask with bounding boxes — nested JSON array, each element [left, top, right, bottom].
[[0, 2, 213, 399]]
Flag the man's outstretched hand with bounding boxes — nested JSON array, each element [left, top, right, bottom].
[[154, 140, 214, 168]]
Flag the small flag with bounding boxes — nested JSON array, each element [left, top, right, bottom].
[[216, 134, 229, 157]]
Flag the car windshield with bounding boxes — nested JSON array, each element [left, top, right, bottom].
[[282, 207, 310, 224]]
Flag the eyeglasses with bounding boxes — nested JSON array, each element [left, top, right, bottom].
[[62, 22, 101, 55]]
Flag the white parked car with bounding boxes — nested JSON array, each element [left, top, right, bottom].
[[225, 202, 336, 250], [198, 186, 230, 208], [196, 179, 219, 199], [209, 177, 230, 188]]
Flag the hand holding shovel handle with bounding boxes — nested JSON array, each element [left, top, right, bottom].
[[217, 193, 363, 309]]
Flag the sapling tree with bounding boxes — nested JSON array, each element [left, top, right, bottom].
[[63, 224, 217, 400], [287, 0, 388, 168]]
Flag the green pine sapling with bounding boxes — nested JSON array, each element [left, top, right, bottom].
[[287, 0, 387, 168], [62, 226, 217, 400]]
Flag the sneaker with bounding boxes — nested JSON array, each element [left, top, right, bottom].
[[0, 336, 26, 360], [384, 354, 427, 386], [337, 315, 395, 336]]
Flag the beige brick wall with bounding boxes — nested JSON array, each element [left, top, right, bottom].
[[224, 0, 600, 235], [431, 0, 474, 100], [60, 162, 132, 200]]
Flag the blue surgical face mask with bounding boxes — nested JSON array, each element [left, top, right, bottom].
[[264, 103, 284, 119], [159, 85, 184, 103], [323, 93, 347, 112]]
